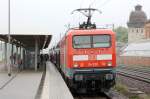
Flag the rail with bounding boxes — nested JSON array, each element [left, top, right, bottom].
[[117, 66, 150, 83]]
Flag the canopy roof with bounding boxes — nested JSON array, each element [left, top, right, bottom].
[[0, 33, 52, 49]]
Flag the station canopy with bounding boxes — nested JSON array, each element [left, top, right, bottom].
[[120, 41, 150, 57], [0, 33, 52, 50]]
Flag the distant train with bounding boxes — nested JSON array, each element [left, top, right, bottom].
[[50, 8, 116, 93]]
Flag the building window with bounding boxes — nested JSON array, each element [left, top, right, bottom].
[[137, 29, 138, 33], [132, 29, 134, 32], [141, 29, 143, 33]]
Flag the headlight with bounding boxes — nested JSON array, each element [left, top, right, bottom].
[[107, 62, 112, 67], [73, 63, 79, 68]]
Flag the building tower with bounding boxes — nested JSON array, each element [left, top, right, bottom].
[[127, 5, 147, 43]]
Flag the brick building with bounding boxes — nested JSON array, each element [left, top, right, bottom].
[[144, 20, 150, 39], [118, 41, 150, 67]]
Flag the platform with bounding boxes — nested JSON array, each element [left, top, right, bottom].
[[0, 61, 74, 99], [0, 70, 43, 99], [0, 63, 15, 89], [41, 62, 73, 99]]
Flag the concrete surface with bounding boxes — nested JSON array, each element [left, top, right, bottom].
[[0, 70, 43, 99], [0, 61, 73, 99], [40, 63, 49, 99], [41, 62, 73, 99]]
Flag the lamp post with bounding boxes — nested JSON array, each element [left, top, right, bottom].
[[8, 0, 11, 76]]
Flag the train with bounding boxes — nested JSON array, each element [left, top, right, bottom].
[[49, 8, 116, 93]]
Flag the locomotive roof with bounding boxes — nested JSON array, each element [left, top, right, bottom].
[[66, 28, 115, 36]]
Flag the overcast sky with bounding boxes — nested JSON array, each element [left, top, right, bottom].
[[0, 0, 150, 47]]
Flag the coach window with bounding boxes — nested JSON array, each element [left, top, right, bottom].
[[93, 35, 111, 48], [73, 36, 91, 48]]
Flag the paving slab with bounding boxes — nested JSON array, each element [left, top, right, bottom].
[[0, 63, 18, 89], [0, 73, 16, 89], [0, 70, 43, 99], [47, 62, 73, 99], [0, 63, 12, 89], [40, 63, 49, 99], [0, 63, 6, 72]]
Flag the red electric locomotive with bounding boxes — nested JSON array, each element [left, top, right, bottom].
[[53, 8, 116, 92]]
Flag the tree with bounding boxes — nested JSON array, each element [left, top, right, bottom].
[[114, 26, 128, 43]]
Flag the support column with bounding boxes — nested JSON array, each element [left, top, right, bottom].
[[20, 47, 21, 59], [7, 43, 11, 76], [23, 48, 26, 69], [11, 44, 13, 72], [11, 44, 13, 56], [4, 42, 7, 71], [16, 46, 18, 70], [20, 46, 22, 70], [35, 38, 38, 71]]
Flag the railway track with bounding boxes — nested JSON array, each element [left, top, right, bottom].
[[118, 66, 150, 74], [74, 92, 111, 99], [73, 89, 126, 99], [117, 66, 150, 83]]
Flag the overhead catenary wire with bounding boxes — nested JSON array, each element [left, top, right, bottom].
[[89, 0, 97, 7], [80, 0, 85, 8], [71, 0, 111, 28], [78, 0, 86, 25], [88, 0, 112, 8], [97, 0, 112, 8]]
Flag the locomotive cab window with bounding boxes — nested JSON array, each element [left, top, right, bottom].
[[73, 36, 91, 48], [93, 35, 111, 48], [73, 35, 111, 48]]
